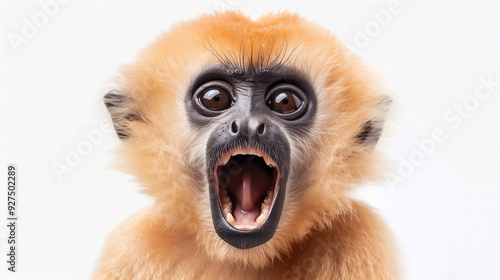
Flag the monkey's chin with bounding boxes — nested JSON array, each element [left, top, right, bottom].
[[209, 147, 287, 249]]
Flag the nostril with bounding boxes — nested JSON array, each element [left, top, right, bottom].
[[257, 123, 265, 135], [231, 121, 239, 134]]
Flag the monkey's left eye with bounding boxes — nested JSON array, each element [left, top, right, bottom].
[[269, 91, 302, 114], [266, 84, 307, 119]]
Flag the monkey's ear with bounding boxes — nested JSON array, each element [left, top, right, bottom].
[[356, 96, 392, 146], [103, 90, 140, 140]]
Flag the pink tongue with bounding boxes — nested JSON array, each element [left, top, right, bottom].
[[227, 162, 271, 224], [241, 172, 254, 212]]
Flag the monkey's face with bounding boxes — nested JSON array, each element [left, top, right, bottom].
[[185, 64, 317, 249], [105, 12, 389, 266]]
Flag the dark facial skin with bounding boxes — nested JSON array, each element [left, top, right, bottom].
[[185, 63, 317, 249]]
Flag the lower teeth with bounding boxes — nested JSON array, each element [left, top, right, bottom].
[[220, 188, 274, 227]]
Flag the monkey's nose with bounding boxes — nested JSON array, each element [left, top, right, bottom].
[[230, 120, 239, 135], [229, 118, 267, 137], [248, 118, 266, 136]]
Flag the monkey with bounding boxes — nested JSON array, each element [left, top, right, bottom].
[[93, 11, 399, 280]]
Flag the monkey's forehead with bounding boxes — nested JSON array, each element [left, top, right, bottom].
[[119, 10, 383, 122], [140, 11, 345, 71]]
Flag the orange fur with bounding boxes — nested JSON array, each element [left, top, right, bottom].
[[94, 11, 399, 279]]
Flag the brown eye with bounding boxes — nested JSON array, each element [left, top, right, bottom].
[[269, 91, 302, 114], [200, 87, 231, 111]]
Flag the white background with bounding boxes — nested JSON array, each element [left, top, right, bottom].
[[1, 0, 499, 279]]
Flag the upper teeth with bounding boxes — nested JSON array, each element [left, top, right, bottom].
[[218, 147, 277, 167]]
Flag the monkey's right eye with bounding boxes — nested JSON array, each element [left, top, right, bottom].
[[193, 81, 235, 115], [200, 87, 231, 111]]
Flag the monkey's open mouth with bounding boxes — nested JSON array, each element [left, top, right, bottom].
[[214, 148, 281, 231], [208, 144, 288, 249]]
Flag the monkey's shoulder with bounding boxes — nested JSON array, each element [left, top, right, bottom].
[[288, 200, 399, 279], [93, 207, 199, 279]]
